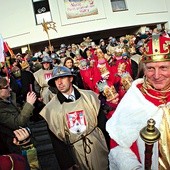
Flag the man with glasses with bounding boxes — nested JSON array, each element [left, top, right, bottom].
[[0, 77, 36, 154]]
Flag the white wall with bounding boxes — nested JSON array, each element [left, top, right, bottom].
[[0, 0, 169, 48]]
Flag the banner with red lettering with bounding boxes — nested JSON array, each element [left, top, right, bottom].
[[64, 0, 98, 19]]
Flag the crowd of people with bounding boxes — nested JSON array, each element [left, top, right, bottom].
[[0, 27, 170, 170]]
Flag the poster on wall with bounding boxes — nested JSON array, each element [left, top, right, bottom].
[[64, 0, 98, 19], [58, 0, 106, 25]]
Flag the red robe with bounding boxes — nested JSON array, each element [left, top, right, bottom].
[[110, 82, 170, 162]]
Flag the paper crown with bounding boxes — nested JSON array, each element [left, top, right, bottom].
[[79, 59, 88, 68], [142, 35, 170, 63], [20, 61, 29, 69], [96, 80, 108, 92]]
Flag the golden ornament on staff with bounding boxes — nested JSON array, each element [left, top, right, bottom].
[[41, 19, 57, 52], [140, 118, 161, 170]]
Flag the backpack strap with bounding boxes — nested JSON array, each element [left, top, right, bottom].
[[28, 120, 61, 170]]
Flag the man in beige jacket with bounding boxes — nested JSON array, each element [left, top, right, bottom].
[[40, 66, 109, 170]]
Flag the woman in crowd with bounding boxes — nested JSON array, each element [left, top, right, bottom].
[[64, 57, 84, 89]]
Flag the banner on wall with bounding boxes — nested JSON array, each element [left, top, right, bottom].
[[64, 0, 98, 19]]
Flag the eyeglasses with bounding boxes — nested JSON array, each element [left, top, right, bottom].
[[0, 85, 10, 89]]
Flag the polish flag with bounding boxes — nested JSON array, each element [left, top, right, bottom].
[[0, 34, 4, 62]]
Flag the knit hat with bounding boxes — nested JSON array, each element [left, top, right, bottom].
[[0, 154, 28, 170]]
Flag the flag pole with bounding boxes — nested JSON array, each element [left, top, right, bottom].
[[28, 44, 31, 52], [0, 35, 11, 80]]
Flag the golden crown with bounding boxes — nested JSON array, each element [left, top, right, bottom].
[[142, 34, 170, 63]]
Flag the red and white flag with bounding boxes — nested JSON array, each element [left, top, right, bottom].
[[0, 34, 5, 62], [3, 41, 14, 57]]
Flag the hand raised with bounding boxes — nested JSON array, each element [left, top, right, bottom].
[[26, 92, 37, 105]]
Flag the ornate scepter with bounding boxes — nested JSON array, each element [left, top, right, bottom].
[[41, 19, 57, 52], [140, 118, 160, 170]]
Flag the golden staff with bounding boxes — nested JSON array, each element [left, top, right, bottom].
[[28, 44, 31, 52], [41, 19, 57, 52], [140, 118, 160, 170]]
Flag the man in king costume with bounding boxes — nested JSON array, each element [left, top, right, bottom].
[[106, 34, 170, 170]]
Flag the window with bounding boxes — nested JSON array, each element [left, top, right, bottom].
[[111, 0, 127, 12], [32, 0, 52, 25]]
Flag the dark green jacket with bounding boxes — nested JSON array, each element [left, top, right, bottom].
[[0, 98, 34, 154]]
